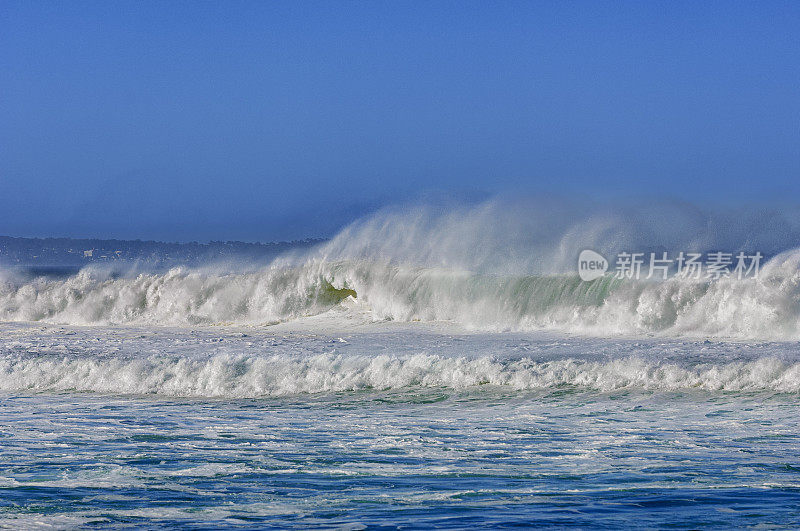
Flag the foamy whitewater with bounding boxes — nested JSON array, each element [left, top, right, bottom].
[[2, 200, 800, 528]]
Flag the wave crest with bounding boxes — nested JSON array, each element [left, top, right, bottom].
[[3, 200, 800, 339], [2, 253, 800, 339], [3, 352, 799, 397]]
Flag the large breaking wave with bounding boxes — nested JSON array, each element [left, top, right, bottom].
[[2, 199, 800, 340]]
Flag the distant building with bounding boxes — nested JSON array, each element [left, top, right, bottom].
[[83, 249, 93, 257]]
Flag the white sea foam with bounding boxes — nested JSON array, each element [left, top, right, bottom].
[[2, 351, 799, 397], [1, 255, 800, 339]]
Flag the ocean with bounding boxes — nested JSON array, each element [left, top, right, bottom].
[[2, 203, 800, 528]]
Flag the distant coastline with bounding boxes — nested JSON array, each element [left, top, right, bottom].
[[0, 235, 324, 267]]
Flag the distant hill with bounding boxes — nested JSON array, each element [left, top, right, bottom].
[[0, 235, 325, 267]]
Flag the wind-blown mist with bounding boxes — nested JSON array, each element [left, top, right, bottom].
[[2, 198, 800, 339], [315, 198, 800, 274]]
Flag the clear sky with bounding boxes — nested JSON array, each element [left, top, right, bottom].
[[1, 1, 798, 241]]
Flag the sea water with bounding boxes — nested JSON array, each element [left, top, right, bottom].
[[2, 202, 800, 527], [1, 321, 799, 528]]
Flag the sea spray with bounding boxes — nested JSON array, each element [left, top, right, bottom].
[[2, 199, 800, 339]]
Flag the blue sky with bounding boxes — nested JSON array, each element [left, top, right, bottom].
[[1, 1, 798, 241]]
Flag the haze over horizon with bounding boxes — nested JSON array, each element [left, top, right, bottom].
[[2, 1, 798, 242]]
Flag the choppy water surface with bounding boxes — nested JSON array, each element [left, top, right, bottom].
[[1, 324, 799, 528]]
